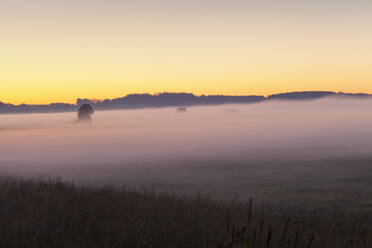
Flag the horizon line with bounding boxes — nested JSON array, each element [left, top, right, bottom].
[[1, 90, 371, 106]]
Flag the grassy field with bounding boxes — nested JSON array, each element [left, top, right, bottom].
[[1, 103, 372, 247], [1, 177, 372, 248], [12, 153, 371, 211]]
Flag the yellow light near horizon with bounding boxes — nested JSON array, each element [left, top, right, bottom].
[[1, 1, 372, 104]]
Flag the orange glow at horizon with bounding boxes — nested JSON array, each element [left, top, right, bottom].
[[1, 0, 372, 105]]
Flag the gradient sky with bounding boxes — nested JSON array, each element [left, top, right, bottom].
[[1, 0, 372, 104]]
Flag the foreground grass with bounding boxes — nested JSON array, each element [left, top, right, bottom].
[[1, 178, 371, 248]]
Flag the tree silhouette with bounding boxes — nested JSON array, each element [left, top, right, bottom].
[[77, 104, 94, 121]]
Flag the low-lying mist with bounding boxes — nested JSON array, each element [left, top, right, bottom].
[[1, 97, 372, 206]]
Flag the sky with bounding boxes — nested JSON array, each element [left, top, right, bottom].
[[1, 0, 372, 104]]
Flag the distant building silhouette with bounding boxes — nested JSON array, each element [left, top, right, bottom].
[[77, 104, 94, 121]]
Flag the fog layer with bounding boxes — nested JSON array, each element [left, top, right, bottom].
[[1, 98, 372, 205]]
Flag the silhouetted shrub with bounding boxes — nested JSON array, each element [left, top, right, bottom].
[[78, 104, 94, 121], [177, 107, 187, 113]]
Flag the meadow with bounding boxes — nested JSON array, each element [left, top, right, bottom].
[[2, 177, 372, 248], [1, 98, 372, 247]]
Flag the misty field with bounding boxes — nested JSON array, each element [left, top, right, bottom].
[[1, 98, 372, 247]]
